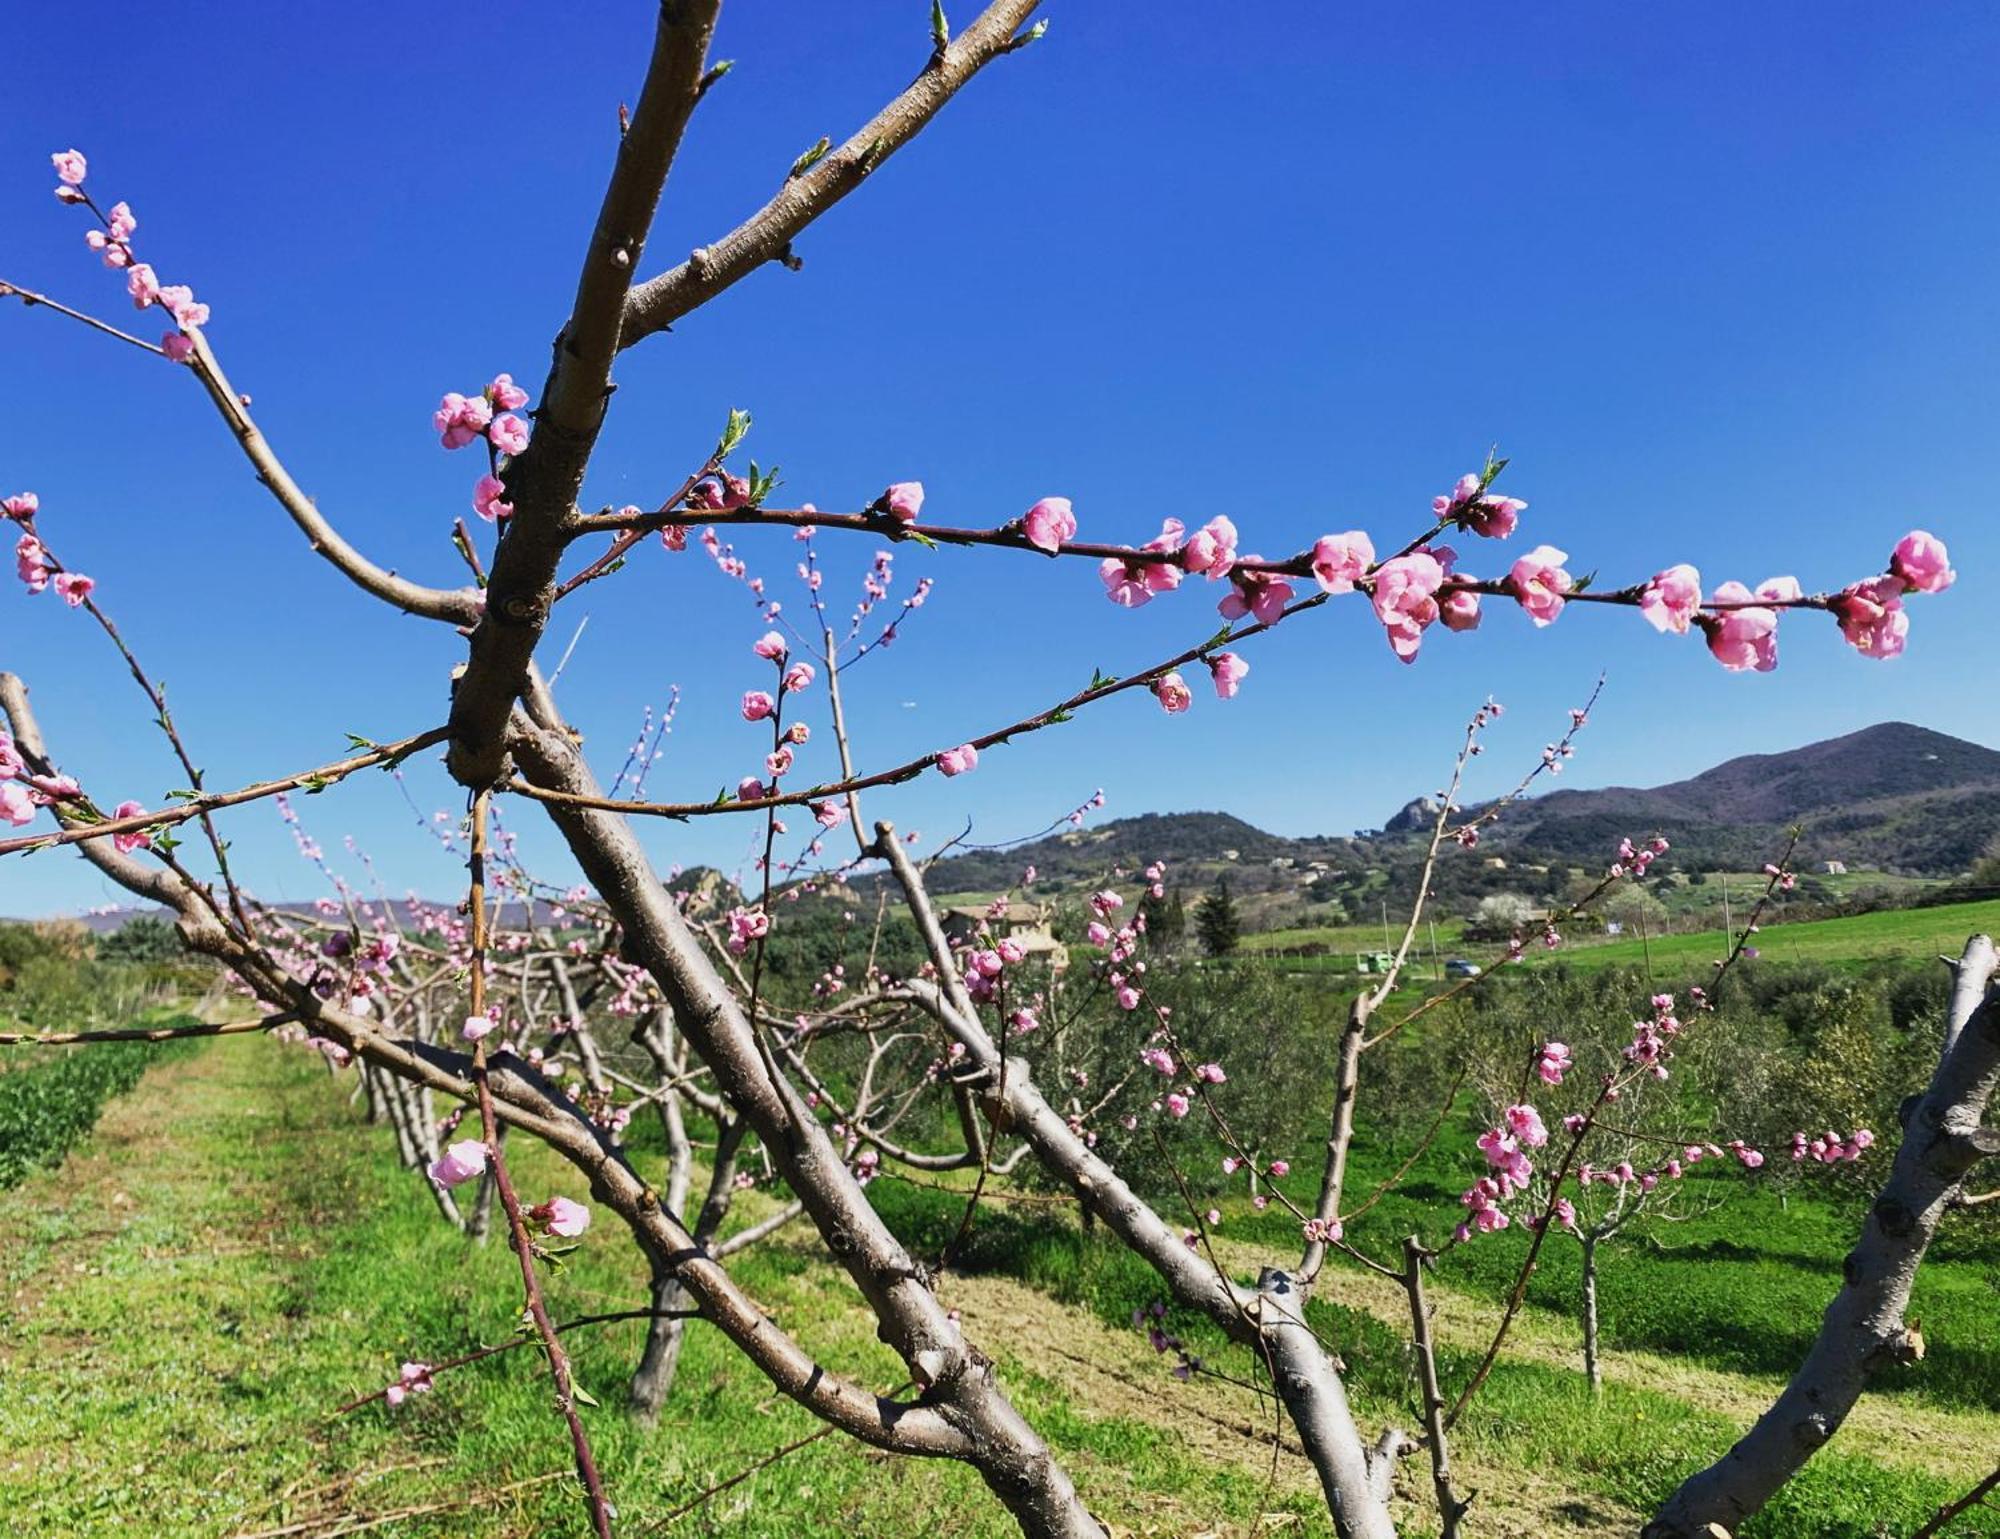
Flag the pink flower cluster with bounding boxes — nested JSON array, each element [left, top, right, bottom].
[[1434, 472, 1526, 539], [8, 494, 96, 607], [1459, 1102, 1549, 1237], [0, 729, 84, 827], [726, 906, 771, 955], [1609, 834, 1669, 880], [1790, 1127, 1875, 1163], [1622, 992, 1684, 1080], [50, 152, 211, 359], [434, 374, 532, 521]]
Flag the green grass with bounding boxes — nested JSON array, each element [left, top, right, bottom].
[[869, 1181, 1980, 1539], [0, 1041, 1335, 1537], [5, 1033, 1993, 1538], [1519, 895, 2000, 978]]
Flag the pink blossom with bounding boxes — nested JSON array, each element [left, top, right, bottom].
[[52, 571, 95, 608], [110, 800, 150, 854], [1459, 494, 1523, 539], [1889, 530, 1954, 594], [1022, 496, 1077, 553], [726, 907, 770, 955], [2, 493, 39, 521], [472, 474, 513, 522], [1153, 671, 1192, 713], [434, 391, 493, 449], [1194, 1062, 1227, 1084], [16, 533, 50, 594], [385, 1361, 434, 1408], [782, 661, 814, 693], [0, 734, 22, 779], [1700, 580, 1781, 671], [1535, 1041, 1571, 1085], [1268, 1159, 1290, 1178], [1205, 651, 1249, 698], [1439, 590, 1481, 632], [1370, 551, 1444, 662], [460, 1013, 495, 1043], [126, 263, 161, 310], [157, 285, 208, 330], [1310, 530, 1375, 595], [1639, 564, 1703, 636], [487, 413, 529, 456], [1164, 1092, 1191, 1118], [162, 333, 195, 362], [428, 1139, 489, 1190], [937, 743, 979, 776], [0, 782, 34, 827], [1183, 516, 1239, 579], [1218, 564, 1293, 625], [1507, 545, 1573, 626], [486, 373, 530, 411], [1831, 576, 1909, 659], [537, 1196, 591, 1238], [882, 482, 925, 523], [741, 690, 776, 722], [51, 149, 88, 187], [1434, 473, 1525, 538], [753, 630, 788, 660], [813, 800, 844, 829], [1504, 1103, 1549, 1148]]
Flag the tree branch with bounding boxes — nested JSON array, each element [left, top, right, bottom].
[[620, 1, 1045, 347]]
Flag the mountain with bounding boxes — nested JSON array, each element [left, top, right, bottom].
[[913, 723, 2000, 913], [1467, 723, 2000, 875]]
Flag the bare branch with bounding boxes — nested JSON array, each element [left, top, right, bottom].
[[621, 1, 1045, 347]]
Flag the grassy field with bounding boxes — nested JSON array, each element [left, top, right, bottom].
[[3, 1037, 1994, 1537], [1517, 895, 2000, 979]]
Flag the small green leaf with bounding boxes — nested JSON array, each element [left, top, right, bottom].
[[904, 529, 938, 550], [930, 0, 950, 49], [789, 136, 831, 179], [1205, 622, 1235, 649], [345, 733, 381, 751], [1047, 708, 1073, 724], [571, 1383, 600, 1409], [1087, 667, 1119, 691], [717, 407, 752, 458]]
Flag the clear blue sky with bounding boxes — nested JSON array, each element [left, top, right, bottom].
[[4, 2, 1995, 916]]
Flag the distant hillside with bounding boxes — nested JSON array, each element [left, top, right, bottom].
[[915, 723, 2000, 917], [920, 811, 1339, 896], [1468, 723, 2000, 876]]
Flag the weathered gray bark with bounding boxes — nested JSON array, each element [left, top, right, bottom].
[[1580, 1233, 1602, 1396], [1647, 934, 1999, 1537], [873, 821, 1402, 1538], [1261, 1268, 1407, 1539], [509, 723, 1105, 1539]]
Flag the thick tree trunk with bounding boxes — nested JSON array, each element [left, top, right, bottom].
[[1647, 935, 1999, 1538], [627, 1265, 690, 1419], [1581, 1233, 1602, 1396], [512, 723, 1106, 1539], [1258, 1269, 1405, 1539]]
